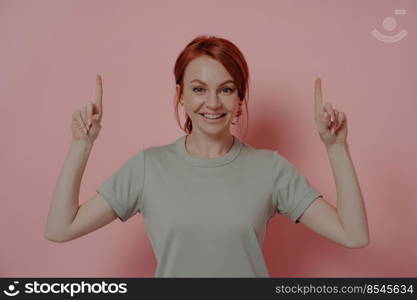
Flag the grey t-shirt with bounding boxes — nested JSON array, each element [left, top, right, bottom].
[[96, 135, 322, 277]]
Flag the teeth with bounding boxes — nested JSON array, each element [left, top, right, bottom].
[[202, 113, 225, 119]]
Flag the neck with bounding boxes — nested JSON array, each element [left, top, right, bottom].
[[185, 132, 234, 158]]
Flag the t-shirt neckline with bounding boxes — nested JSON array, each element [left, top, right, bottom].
[[175, 134, 242, 167]]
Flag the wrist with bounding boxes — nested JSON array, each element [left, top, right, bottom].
[[71, 139, 94, 149], [325, 142, 349, 153]]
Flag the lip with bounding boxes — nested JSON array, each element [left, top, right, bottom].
[[199, 113, 227, 123], [199, 113, 227, 115]]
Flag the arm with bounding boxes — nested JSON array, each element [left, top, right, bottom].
[[325, 142, 369, 247], [45, 74, 117, 242], [45, 139, 92, 241], [298, 142, 369, 248], [298, 78, 369, 248], [45, 138, 118, 243]]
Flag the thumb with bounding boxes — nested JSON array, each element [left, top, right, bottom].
[[92, 114, 101, 122]]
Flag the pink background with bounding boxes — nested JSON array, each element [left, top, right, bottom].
[[1, 0, 416, 277]]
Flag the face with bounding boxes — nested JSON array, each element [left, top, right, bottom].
[[176, 55, 241, 136]]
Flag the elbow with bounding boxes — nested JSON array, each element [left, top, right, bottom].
[[343, 228, 370, 248], [45, 234, 68, 243], [345, 237, 370, 249], [44, 230, 69, 243]]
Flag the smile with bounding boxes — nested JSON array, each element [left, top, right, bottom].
[[199, 113, 227, 121]]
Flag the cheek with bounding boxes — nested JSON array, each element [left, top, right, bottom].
[[226, 98, 241, 111], [184, 93, 203, 106]]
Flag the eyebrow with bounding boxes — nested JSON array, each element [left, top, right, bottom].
[[190, 79, 235, 86]]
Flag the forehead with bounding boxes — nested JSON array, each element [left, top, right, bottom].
[[184, 55, 233, 84]]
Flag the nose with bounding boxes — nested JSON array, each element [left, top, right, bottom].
[[205, 90, 222, 109]]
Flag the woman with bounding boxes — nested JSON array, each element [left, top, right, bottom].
[[45, 35, 369, 277]]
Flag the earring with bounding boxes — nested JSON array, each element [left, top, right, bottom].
[[231, 110, 241, 125], [180, 102, 184, 106]]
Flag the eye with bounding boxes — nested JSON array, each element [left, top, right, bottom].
[[221, 87, 235, 94], [192, 87, 205, 93]]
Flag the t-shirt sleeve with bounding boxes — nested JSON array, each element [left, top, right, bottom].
[[271, 151, 322, 224], [96, 149, 145, 222]]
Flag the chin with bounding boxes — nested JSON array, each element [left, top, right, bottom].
[[197, 124, 230, 135]]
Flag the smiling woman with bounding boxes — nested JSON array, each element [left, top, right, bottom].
[[173, 36, 249, 140], [46, 34, 368, 279]]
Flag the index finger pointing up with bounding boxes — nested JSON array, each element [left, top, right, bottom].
[[314, 77, 323, 114], [95, 74, 103, 117]]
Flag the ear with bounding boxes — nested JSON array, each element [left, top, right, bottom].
[[176, 84, 181, 100]]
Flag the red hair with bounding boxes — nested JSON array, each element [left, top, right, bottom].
[[173, 35, 250, 141]]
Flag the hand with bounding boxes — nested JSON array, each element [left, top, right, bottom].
[[314, 78, 348, 146], [71, 74, 103, 143]]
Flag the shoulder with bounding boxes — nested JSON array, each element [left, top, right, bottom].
[[240, 142, 298, 174], [239, 140, 279, 165], [140, 139, 178, 161]]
